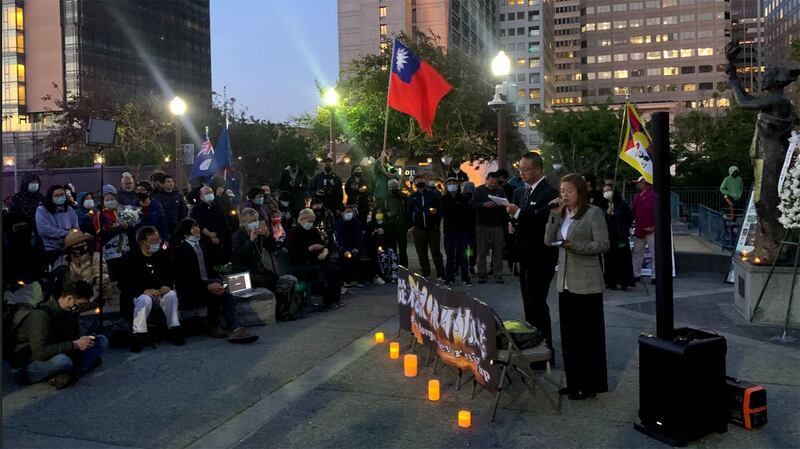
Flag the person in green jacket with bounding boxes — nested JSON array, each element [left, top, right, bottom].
[[720, 165, 744, 219], [11, 277, 107, 388]]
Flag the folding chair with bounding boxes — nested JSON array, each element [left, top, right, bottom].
[[490, 315, 560, 421]]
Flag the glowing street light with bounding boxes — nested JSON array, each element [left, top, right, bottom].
[[491, 51, 511, 78], [322, 87, 339, 162], [489, 51, 511, 171], [169, 96, 187, 190]]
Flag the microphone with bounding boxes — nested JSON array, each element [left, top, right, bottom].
[[533, 198, 562, 214]]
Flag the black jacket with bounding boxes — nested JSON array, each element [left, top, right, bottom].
[[190, 201, 232, 264], [231, 227, 278, 274], [406, 190, 441, 230], [511, 180, 559, 267], [118, 246, 174, 318], [152, 190, 188, 235], [470, 185, 508, 227], [286, 226, 327, 266], [310, 171, 344, 212], [441, 192, 472, 233], [173, 240, 222, 308]]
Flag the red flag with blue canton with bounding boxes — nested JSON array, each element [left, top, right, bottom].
[[387, 40, 452, 137]]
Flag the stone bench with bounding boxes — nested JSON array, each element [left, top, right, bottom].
[[180, 288, 277, 327]]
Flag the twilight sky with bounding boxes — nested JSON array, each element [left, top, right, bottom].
[[210, 0, 339, 123]]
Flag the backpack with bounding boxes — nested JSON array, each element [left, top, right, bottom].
[[3, 282, 46, 363], [497, 320, 544, 350]]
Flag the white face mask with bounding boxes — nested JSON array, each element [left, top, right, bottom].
[[203, 193, 215, 204], [245, 221, 258, 231], [603, 191, 614, 201], [344, 212, 354, 221], [186, 235, 200, 244], [446, 184, 458, 193], [281, 201, 290, 207], [83, 199, 95, 209], [301, 221, 314, 231], [28, 183, 39, 193], [149, 243, 161, 254], [104, 200, 118, 210]]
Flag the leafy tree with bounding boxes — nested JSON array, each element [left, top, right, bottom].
[[671, 106, 757, 188], [295, 31, 525, 172], [534, 103, 638, 182]]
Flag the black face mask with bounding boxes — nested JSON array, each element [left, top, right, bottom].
[[415, 183, 426, 190], [138, 192, 150, 201], [324, 166, 332, 173], [391, 188, 400, 194], [71, 245, 89, 257]]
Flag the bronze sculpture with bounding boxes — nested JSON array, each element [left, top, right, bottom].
[[726, 40, 800, 262]]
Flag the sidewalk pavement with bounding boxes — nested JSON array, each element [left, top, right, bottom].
[[3, 259, 799, 448]]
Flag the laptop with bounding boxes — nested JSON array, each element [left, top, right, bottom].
[[226, 272, 267, 298]]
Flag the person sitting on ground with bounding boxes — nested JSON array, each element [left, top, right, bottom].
[[174, 218, 258, 344], [117, 172, 138, 206], [152, 174, 188, 242], [287, 208, 345, 309], [118, 226, 184, 352], [36, 185, 79, 267], [10, 276, 107, 389], [335, 206, 371, 287], [48, 231, 111, 305], [190, 185, 232, 265]]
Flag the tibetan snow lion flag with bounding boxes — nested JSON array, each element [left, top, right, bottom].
[[387, 40, 452, 137], [619, 102, 654, 184]]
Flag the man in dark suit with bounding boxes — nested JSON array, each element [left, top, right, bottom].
[[506, 152, 559, 364]]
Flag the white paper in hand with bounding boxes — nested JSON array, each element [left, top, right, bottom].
[[488, 195, 510, 206]]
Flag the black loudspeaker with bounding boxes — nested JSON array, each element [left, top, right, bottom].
[[635, 328, 728, 446]]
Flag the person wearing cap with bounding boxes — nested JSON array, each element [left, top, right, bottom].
[[383, 178, 409, 267], [119, 226, 185, 351], [279, 159, 309, 215], [720, 165, 743, 219], [309, 157, 344, 213], [287, 208, 346, 308], [345, 166, 371, 225], [48, 231, 111, 303], [36, 185, 80, 266], [134, 180, 170, 243], [441, 177, 472, 286], [406, 174, 445, 280], [631, 177, 656, 282], [117, 172, 138, 206]]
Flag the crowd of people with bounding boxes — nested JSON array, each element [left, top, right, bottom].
[[2, 148, 659, 392]]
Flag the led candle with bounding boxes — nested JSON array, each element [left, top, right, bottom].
[[403, 354, 418, 377], [458, 410, 472, 428], [389, 342, 400, 359], [428, 379, 440, 401], [374, 332, 385, 344]]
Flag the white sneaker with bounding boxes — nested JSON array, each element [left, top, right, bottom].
[[341, 286, 350, 295], [374, 276, 386, 285]]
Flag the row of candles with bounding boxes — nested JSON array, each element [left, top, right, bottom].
[[375, 332, 472, 428]]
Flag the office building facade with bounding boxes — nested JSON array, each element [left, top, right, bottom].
[[763, 0, 800, 65], [2, 0, 211, 168]]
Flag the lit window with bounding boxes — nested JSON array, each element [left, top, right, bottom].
[[518, 89, 526, 98], [614, 86, 629, 95], [646, 51, 661, 60], [663, 67, 679, 76], [647, 68, 661, 76], [614, 70, 629, 78], [630, 52, 644, 60], [682, 83, 696, 92], [663, 16, 677, 24], [629, 19, 643, 27], [17, 85, 25, 104], [680, 48, 694, 57], [379, 6, 387, 17], [663, 50, 679, 59], [518, 120, 527, 128], [597, 55, 611, 63], [587, 72, 596, 80], [598, 71, 612, 79], [614, 54, 627, 62], [17, 63, 24, 81], [529, 58, 540, 68], [597, 22, 611, 30], [614, 20, 627, 29], [585, 23, 596, 31], [630, 36, 645, 44], [586, 56, 596, 64], [646, 17, 660, 25], [517, 58, 526, 67], [717, 98, 731, 107], [529, 88, 541, 99], [599, 39, 612, 47], [15, 7, 23, 30], [697, 47, 714, 56], [379, 24, 387, 35]]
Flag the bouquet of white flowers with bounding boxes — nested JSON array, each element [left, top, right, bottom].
[[778, 160, 800, 229], [118, 205, 141, 226]]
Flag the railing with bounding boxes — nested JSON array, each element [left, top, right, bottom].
[[696, 205, 741, 251]]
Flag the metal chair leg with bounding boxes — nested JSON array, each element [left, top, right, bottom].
[[491, 364, 509, 422]]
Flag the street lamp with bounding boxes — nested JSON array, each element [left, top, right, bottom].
[[489, 51, 511, 171], [322, 87, 339, 162], [169, 96, 187, 189]]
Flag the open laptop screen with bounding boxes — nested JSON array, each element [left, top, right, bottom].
[[227, 272, 252, 294]]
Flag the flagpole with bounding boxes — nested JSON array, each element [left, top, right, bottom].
[[381, 39, 397, 157], [612, 98, 629, 189]]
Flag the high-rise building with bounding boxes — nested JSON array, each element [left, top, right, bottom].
[[2, 0, 211, 168], [497, 0, 555, 149], [579, 0, 731, 113], [731, 0, 763, 92], [763, 0, 800, 65], [552, 0, 582, 107], [337, 0, 497, 72]]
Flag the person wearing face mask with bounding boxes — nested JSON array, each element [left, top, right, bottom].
[[75, 192, 98, 237], [4, 173, 48, 286], [174, 219, 258, 343], [583, 173, 608, 211], [545, 174, 610, 401], [277, 192, 295, 229], [441, 178, 472, 286], [335, 206, 369, 287], [446, 161, 469, 183], [36, 185, 80, 266], [383, 179, 409, 267], [406, 174, 445, 280], [365, 209, 396, 283], [287, 208, 346, 309], [92, 185, 134, 281], [190, 185, 232, 265], [720, 165, 743, 219], [118, 227, 184, 352], [345, 166, 372, 226], [133, 180, 170, 244], [279, 159, 309, 214], [10, 277, 107, 389], [7, 173, 44, 224], [310, 157, 344, 213], [48, 232, 111, 305], [245, 186, 272, 222], [601, 184, 635, 291], [470, 172, 507, 284]]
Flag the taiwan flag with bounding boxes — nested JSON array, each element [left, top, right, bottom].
[[387, 40, 453, 137]]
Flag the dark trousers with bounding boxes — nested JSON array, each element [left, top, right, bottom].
[[559, 290, 608, 394], [412, 226, 444, 278], [339, 253, 372, 283], [443, 231, 470, 283], [292, 263, 342, 306], [467, 228, 477, 269], [603, 243, 635, 288], [519, 259, 556, 348], [206, 290, 240, 331]]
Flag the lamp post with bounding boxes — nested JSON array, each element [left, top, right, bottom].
[[489, 51, 511, 171], [322, 87, 339, 162], [169, 96, 187, 189]]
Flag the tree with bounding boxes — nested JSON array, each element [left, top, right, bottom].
[[534, 103, 638, 181], [295, 31, 526, 172], [671, 106, 757, 188]]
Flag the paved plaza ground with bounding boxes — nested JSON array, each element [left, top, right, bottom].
[[3, 250, 799, 449]]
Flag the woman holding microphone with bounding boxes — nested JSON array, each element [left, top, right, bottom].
[[545, 174, 610, 400]]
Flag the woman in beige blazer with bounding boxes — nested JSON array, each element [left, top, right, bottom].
[[545, 174, 610, 400]]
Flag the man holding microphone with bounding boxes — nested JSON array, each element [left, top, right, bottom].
[[506, 152, 559, 366]]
